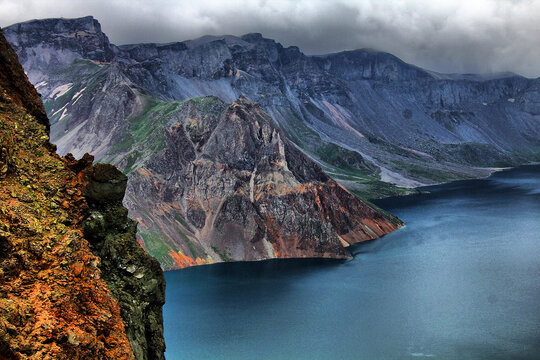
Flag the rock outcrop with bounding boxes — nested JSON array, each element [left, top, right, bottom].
[[0, 28, 164, 359], [121, 96, 401, 268], [81, 163, 165, 360]]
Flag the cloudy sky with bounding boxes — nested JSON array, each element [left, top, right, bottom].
[[1, 0, 539, 77]]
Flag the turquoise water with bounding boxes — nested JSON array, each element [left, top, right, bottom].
[[164, 166, 540, 359]]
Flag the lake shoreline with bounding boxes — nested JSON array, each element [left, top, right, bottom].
[[163, 164, 540, 272]]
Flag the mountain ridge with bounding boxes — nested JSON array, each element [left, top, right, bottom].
[[6, 17, 539, 189], [6, 15, 536, 81]]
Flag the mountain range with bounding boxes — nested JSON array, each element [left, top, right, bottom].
[[4, 16, 540, 268]]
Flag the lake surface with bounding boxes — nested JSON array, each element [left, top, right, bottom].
[[164, 165, 540, 359]]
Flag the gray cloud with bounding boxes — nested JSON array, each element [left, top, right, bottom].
[[1, 0, 539, 77]]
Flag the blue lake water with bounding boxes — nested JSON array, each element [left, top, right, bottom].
[[164, 165, 540, 359]]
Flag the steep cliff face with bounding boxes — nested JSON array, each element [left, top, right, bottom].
[[121, 96, 400, 268], [81, 163, 165, 360], [4, 17, 540, 199], [0, 28, 164, 359], [6, 16, 113, 82]]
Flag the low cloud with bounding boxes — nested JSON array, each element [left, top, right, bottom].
[[1, 0, 539, 77]]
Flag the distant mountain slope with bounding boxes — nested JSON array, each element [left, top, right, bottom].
[[5, 16, 540, 197], [3, 16, 540, 267]]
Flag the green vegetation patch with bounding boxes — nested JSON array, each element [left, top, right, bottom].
[[189, 95, 224, 113], [351, 192, 404, 227], [175, 225, 200, 258], [417, 141, 516, 168], [139, 231, 173, 266], [111, 96, 184, 154], [211, 245, 233, 262], [50, 59, 102, 80], [391, 160, 461, 183], [348, 179, 416, 200], [316, 143, 377, 173], [274, 106, 322, 150]]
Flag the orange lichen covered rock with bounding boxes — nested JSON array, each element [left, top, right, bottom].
[[168, 250, 208, 268], [0, 28, 136, 359]]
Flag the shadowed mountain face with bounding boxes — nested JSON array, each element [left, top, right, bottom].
[[3, 16, 539, 267]]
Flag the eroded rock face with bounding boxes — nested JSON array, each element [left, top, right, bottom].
[[123, 96, 401, 269], [0, 28, 133, 360], [0, 28, 164, 359], [5, 16, 113, 82]]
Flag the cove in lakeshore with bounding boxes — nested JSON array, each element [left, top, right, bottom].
[[163, 165, 540, 359]]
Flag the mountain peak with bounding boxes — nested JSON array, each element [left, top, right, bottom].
[[3, 15, 113, 73], [5, 15, 100, 34], [313, 47, 433, 81], [240, 32, 264, 41], [123, 94, 399, 268]]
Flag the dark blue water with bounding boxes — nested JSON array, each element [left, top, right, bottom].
[[164, 166, 540, 359]]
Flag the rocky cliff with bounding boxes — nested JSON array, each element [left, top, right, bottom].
[[120, 95, 401, 268], [0, 28, 164, 359]]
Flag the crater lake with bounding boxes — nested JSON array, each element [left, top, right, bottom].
[[164, 165, 540, 359]]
